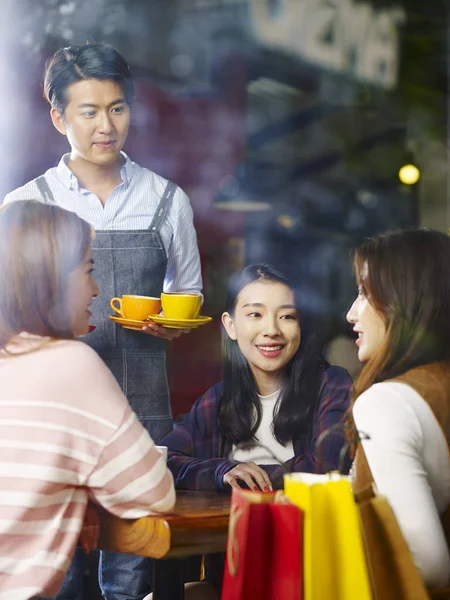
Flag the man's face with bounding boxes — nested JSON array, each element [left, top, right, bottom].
[[51, 79, 131, 168]]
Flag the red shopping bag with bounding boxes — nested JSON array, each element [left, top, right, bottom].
[[222, 488, 303, 600]]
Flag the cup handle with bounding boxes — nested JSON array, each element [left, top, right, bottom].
[[110, 297, 123, 317]]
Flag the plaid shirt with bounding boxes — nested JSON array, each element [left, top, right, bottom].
[[162, 366, 352, 491]]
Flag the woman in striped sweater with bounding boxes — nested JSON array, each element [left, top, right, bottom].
[[0, 200, 175, 600]]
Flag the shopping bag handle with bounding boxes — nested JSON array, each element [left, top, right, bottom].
[[315, 422, 371, 474]]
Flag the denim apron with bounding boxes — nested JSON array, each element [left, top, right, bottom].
[[36, 176, 174, 443]]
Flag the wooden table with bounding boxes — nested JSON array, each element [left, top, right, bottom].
[[96, 491, 231, 600]]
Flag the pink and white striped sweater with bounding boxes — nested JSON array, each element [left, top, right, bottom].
[[0, 336, 175, 599]]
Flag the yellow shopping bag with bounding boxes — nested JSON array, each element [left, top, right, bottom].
[[284, 472, 372, 600]]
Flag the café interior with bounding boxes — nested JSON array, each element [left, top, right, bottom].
[[0, 1, 448, 599]]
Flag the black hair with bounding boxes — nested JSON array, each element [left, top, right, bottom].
[[218, 263, 329, 446], [43, 42, 135, 114]]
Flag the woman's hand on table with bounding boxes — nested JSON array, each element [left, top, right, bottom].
[[223, 462, 273, 492]]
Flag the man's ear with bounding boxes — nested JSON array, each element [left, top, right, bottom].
[[221, 312, 237, 341], [50, 107, 67, 136]]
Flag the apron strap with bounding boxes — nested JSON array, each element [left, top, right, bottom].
[[148, 181, 177, 232], [35, 176, 56, 205]]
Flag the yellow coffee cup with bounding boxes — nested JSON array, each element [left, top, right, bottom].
[[110, 295, 161, 321], [161, 292, 202, 320]]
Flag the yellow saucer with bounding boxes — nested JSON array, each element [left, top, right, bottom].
[[147, 315, 212, 329], [109, 315, 148, 331]]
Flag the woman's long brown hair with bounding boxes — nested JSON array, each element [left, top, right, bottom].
[[352, 228, 450, 401], [0, 200, 92, 350]]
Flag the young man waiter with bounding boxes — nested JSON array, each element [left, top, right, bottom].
[[4, 42, 202, 600]]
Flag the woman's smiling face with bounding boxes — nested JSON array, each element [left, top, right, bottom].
[[222, 280, 301, 393]]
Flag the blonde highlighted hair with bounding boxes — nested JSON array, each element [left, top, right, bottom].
[[0, 200, 92, 348]]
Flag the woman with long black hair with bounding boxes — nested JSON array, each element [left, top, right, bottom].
[[160, 263, 352, 599], [163, 263, 351, 491]]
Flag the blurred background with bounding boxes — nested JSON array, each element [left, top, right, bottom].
[[0, 0, 448, 409]]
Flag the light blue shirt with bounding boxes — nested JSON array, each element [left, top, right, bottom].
[[3, 153, 202, 294]]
